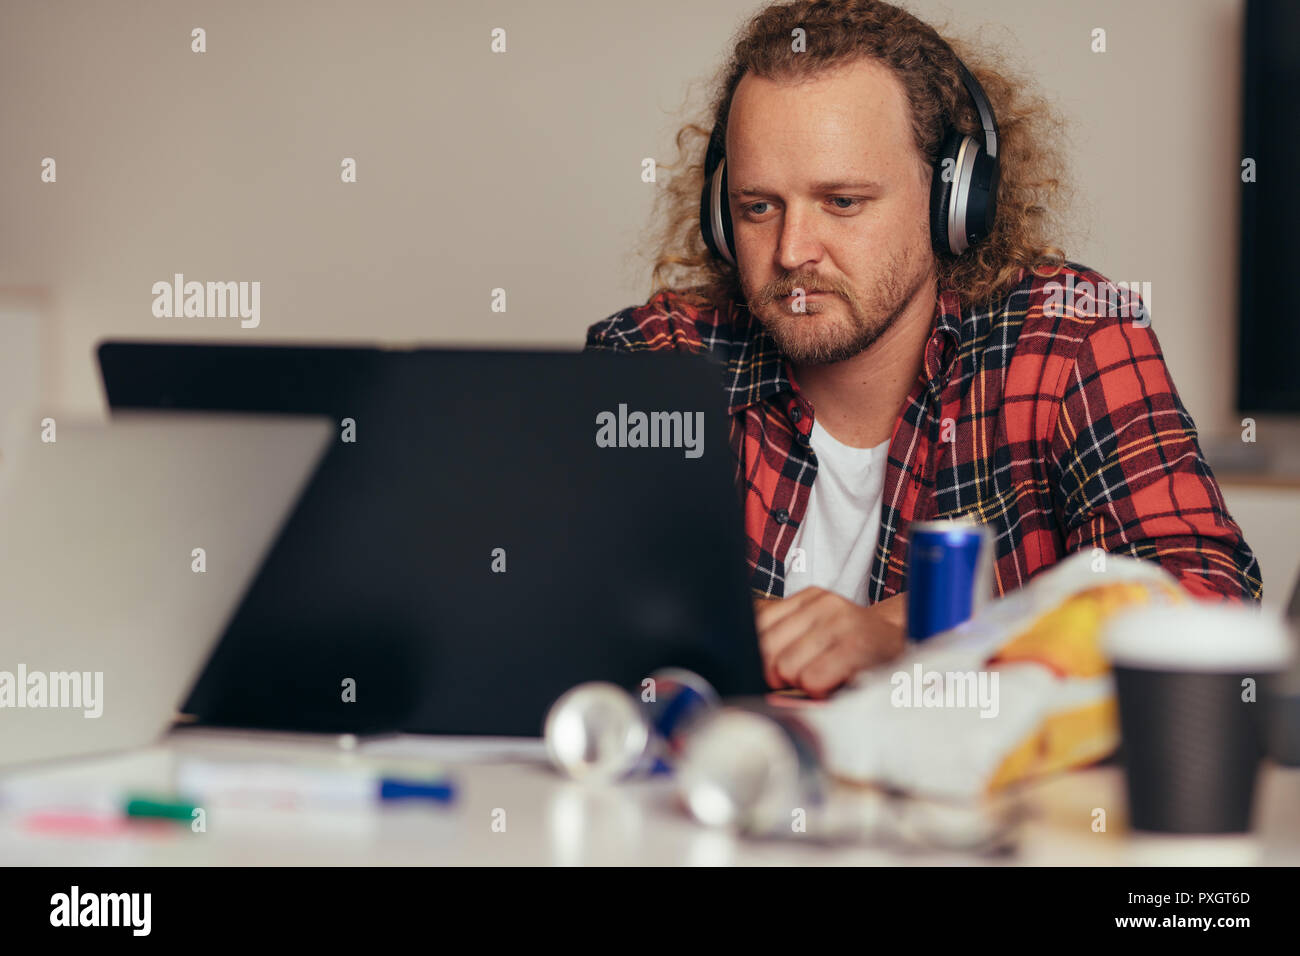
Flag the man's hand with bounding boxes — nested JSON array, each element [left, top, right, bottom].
[[753, 589, 907, 697]]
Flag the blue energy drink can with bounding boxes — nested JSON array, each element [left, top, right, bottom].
[[543, 669, 718, 782], [905, 519, 994, 641], [641, 667, 718, 756]]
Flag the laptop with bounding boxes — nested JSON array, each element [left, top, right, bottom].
[[98, 341, 767, 736], [0, 413, 332, 770]]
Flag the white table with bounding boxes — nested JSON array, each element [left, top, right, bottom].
[[3, 727, 1297, 866]]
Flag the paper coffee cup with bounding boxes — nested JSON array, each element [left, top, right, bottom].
[[1103, 602, 1292, 834]]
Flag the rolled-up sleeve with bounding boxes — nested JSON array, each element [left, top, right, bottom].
[[1049, 313, 1263, 602]]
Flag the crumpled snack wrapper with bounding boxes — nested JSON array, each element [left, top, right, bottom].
[[802, 551, 1187, 801]]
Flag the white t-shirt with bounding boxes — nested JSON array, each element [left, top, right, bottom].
[[783, 423, 890, 605]]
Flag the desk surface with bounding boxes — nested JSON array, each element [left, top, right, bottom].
[[3, 728, 1297, 866]]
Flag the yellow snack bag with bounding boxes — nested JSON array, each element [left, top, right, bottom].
[[990, 580, 1187, 679]]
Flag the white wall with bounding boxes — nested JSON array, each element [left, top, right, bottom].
[[0, 0, 1249, 430], [3, 0, 1294, 597]]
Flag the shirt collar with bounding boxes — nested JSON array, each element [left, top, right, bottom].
[[924, 286, 964, 396], [724, 285, 965, 415]]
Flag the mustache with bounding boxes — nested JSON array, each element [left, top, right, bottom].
[[755, 278, 840, 302]]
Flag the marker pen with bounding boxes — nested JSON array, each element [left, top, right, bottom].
[[174, 760, 456, 809]]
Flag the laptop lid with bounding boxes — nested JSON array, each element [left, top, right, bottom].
[[98, 342, 766, 736], [0, 413, 332, 770]]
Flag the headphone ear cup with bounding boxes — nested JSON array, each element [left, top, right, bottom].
[[929, 127, 965, 255], [699, 128, 736, 264], [717, 161, 734, 263], [964, 149, 999, 245], [699, 164, 718, 257]]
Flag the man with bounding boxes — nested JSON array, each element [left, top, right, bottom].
[[584, 0, 1261, 697]]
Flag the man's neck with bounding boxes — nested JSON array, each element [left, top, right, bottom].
[[791, 278, 938, 449]]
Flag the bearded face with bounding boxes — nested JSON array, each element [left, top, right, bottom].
[[725, 59, 938, 366]]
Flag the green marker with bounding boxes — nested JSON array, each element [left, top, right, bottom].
[[123, 794, 199, 822]]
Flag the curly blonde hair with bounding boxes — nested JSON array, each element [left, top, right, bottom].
[[643, 0, 1072, 312]]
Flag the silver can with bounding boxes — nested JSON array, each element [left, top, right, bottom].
[[679, 706, 1023, 852], [544, 682, 650, 783], [677, 707, 826, 834]]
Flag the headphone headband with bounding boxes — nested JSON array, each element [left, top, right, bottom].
[[954, 61, 998, 159]]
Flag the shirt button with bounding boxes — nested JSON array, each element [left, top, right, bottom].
[[790, 406, 802, 423], [774, 508, 790, 525]]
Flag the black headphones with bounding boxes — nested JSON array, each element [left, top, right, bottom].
[[699, 57, 1001, 264]]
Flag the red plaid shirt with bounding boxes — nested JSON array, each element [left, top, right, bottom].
[[585, 262, 1262, 604]]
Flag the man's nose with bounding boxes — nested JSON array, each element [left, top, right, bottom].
[[776, 205, 825, 274]]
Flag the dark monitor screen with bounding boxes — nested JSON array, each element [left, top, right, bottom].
[[98, 341, 767, 735], [1237, 0, 1300, 412]]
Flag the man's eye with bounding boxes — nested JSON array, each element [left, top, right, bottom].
[[743, 198, 864, 217]]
